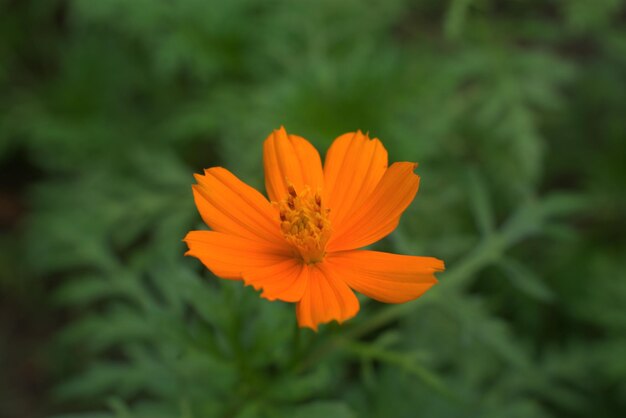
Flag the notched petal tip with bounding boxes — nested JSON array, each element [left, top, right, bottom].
[[299, 322, 319, 332], [296, 309, 356, 331], [260, 291, 275, 301], [272, 126, 288, 141], [434, 258, 445, 272], [182, 231, 196, 245], [397, 161, 419, 174], [243, 280, 262, 291]]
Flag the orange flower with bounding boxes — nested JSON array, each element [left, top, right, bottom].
[[184, 127, 444, 330]]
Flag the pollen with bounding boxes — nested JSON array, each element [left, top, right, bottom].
[[278, 185, 331, 264]]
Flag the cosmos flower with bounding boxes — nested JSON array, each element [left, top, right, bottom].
[[184, 127, 444, 330]]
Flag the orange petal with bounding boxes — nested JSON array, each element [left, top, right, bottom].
[[295, 263, 360, 331], [193, 167, 285, 245], [263, 127, 324, 202], [242, 258, 309, 302], [326, 250, 444, 303], [184, 230, 292, 279], [327, 162, 419, 252], [323, 131, 388, 227]]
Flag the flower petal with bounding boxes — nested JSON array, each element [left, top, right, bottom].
[[326, 250, 444, 303], [193, 167, 284, 245], [243, 258, 309, 303], [263, 127, 324, 202], [323, 131, 388, 227], [184, 231, 292, 279], [295, 263, 360, 331], [327, 162, 419, 252]]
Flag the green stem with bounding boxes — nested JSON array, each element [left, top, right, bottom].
[[299, 198, 559, 371], [339, 338, 459, 401], [346, 199, 548, 339]]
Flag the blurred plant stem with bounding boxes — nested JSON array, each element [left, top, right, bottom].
[[338, 339, 458, 401], [296, 194, 583, 384], [346, 194, 584, 339]]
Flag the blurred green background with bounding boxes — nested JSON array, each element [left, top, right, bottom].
[[1, 0, 625, 417]]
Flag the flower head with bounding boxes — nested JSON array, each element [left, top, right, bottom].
[[184, 127, 444, 330]]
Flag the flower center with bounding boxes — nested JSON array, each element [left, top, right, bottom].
[[278, 185, 331, 264]]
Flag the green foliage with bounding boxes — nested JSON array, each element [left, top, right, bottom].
[[1, 0, 626, 417]]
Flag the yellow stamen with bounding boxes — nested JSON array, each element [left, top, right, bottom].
[[278, 185, 331, 264]]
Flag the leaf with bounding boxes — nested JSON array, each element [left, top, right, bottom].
[[291, 401, 356, 418], [466, 167, 495, 236], [341, 339, 453, 399], [48, 414, 113, 418], [498, 258, 555, 302], [444, 0, 473, 40]]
